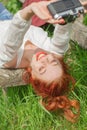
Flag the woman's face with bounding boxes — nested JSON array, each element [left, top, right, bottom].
[[30, 51, 63, 83]]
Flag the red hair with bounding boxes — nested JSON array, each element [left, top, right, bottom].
[[23, 57, 80, 123]]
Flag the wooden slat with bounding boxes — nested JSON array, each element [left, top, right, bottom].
[[0, 69, 26, 88]]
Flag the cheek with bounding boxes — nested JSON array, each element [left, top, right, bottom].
[[30, 55, 36, 67], [30, 58, 36, 69], [30, 61, 37, 75], [31, 69, 38, 80], [31, 61, 38, 71]]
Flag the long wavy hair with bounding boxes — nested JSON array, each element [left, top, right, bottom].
[[23, 57, 80, 123]]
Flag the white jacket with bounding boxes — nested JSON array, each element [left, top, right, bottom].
[[0, 11, 72, 68]]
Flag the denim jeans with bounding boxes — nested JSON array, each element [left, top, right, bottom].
[[0, 2, 13, 20]]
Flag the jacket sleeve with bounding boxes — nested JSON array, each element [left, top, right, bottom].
[[49, 23, 72, 55], [0, 11, 31, 67]]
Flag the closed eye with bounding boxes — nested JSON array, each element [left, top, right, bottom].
[[51, 60, 58, 65], [39, 66, 46, 74]]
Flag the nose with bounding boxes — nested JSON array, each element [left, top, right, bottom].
[[47, 55, 55, 63]]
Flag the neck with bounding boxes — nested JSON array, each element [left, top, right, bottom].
[[27, 48, 46, 62], [24, 40, 47, 62]]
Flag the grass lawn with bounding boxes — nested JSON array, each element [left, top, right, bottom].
[[0, 0, 87, 130]]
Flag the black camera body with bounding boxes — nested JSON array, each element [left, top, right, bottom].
[[47, 0, 84, 23]]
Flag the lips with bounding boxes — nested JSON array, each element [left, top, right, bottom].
[[36, 51, 47, 61]]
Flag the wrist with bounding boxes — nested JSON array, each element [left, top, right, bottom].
[[20, 4, 34, 21]]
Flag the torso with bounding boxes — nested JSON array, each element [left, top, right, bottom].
[[4, 40, 38, 68], [18, 40, 37, 68]]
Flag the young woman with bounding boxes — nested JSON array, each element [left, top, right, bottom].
[[1, 0, 87, 122]]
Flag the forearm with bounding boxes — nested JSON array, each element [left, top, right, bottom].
[[50, 23, 72, 55], [3, 11, 32, 61], [49, 1, 87, 55], [20, 4, 34, 20]]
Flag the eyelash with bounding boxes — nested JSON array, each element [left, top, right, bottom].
[[38, 58, 58, 74], [51, 60, 58, 65], [39, 66, 46, 74]]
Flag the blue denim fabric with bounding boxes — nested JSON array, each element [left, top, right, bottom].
[[0, 2, 13, 20], [0, 3, 5, 13]]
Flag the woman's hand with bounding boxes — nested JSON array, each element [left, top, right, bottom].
[[20, 0, 87, 24], [81, 1, 87, 13], [30, 1, 65, 24], [20, 0, 65, 24]]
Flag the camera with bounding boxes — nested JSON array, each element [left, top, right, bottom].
[[47, 0, 84, 23]]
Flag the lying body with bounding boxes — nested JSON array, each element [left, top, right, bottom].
[[0, 0, 87, 123]]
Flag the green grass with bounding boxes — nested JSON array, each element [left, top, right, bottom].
[[0, 0, 87, 130], [0, 0, 22, 14], [83, 14, 87, 26]]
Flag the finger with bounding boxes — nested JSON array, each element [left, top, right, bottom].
[[84, 9, 87, 13], [47, 0, 57, 4], [55, 19, 65, 24], [47, 18, 65, 24], [32, 6, 52, 20]]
